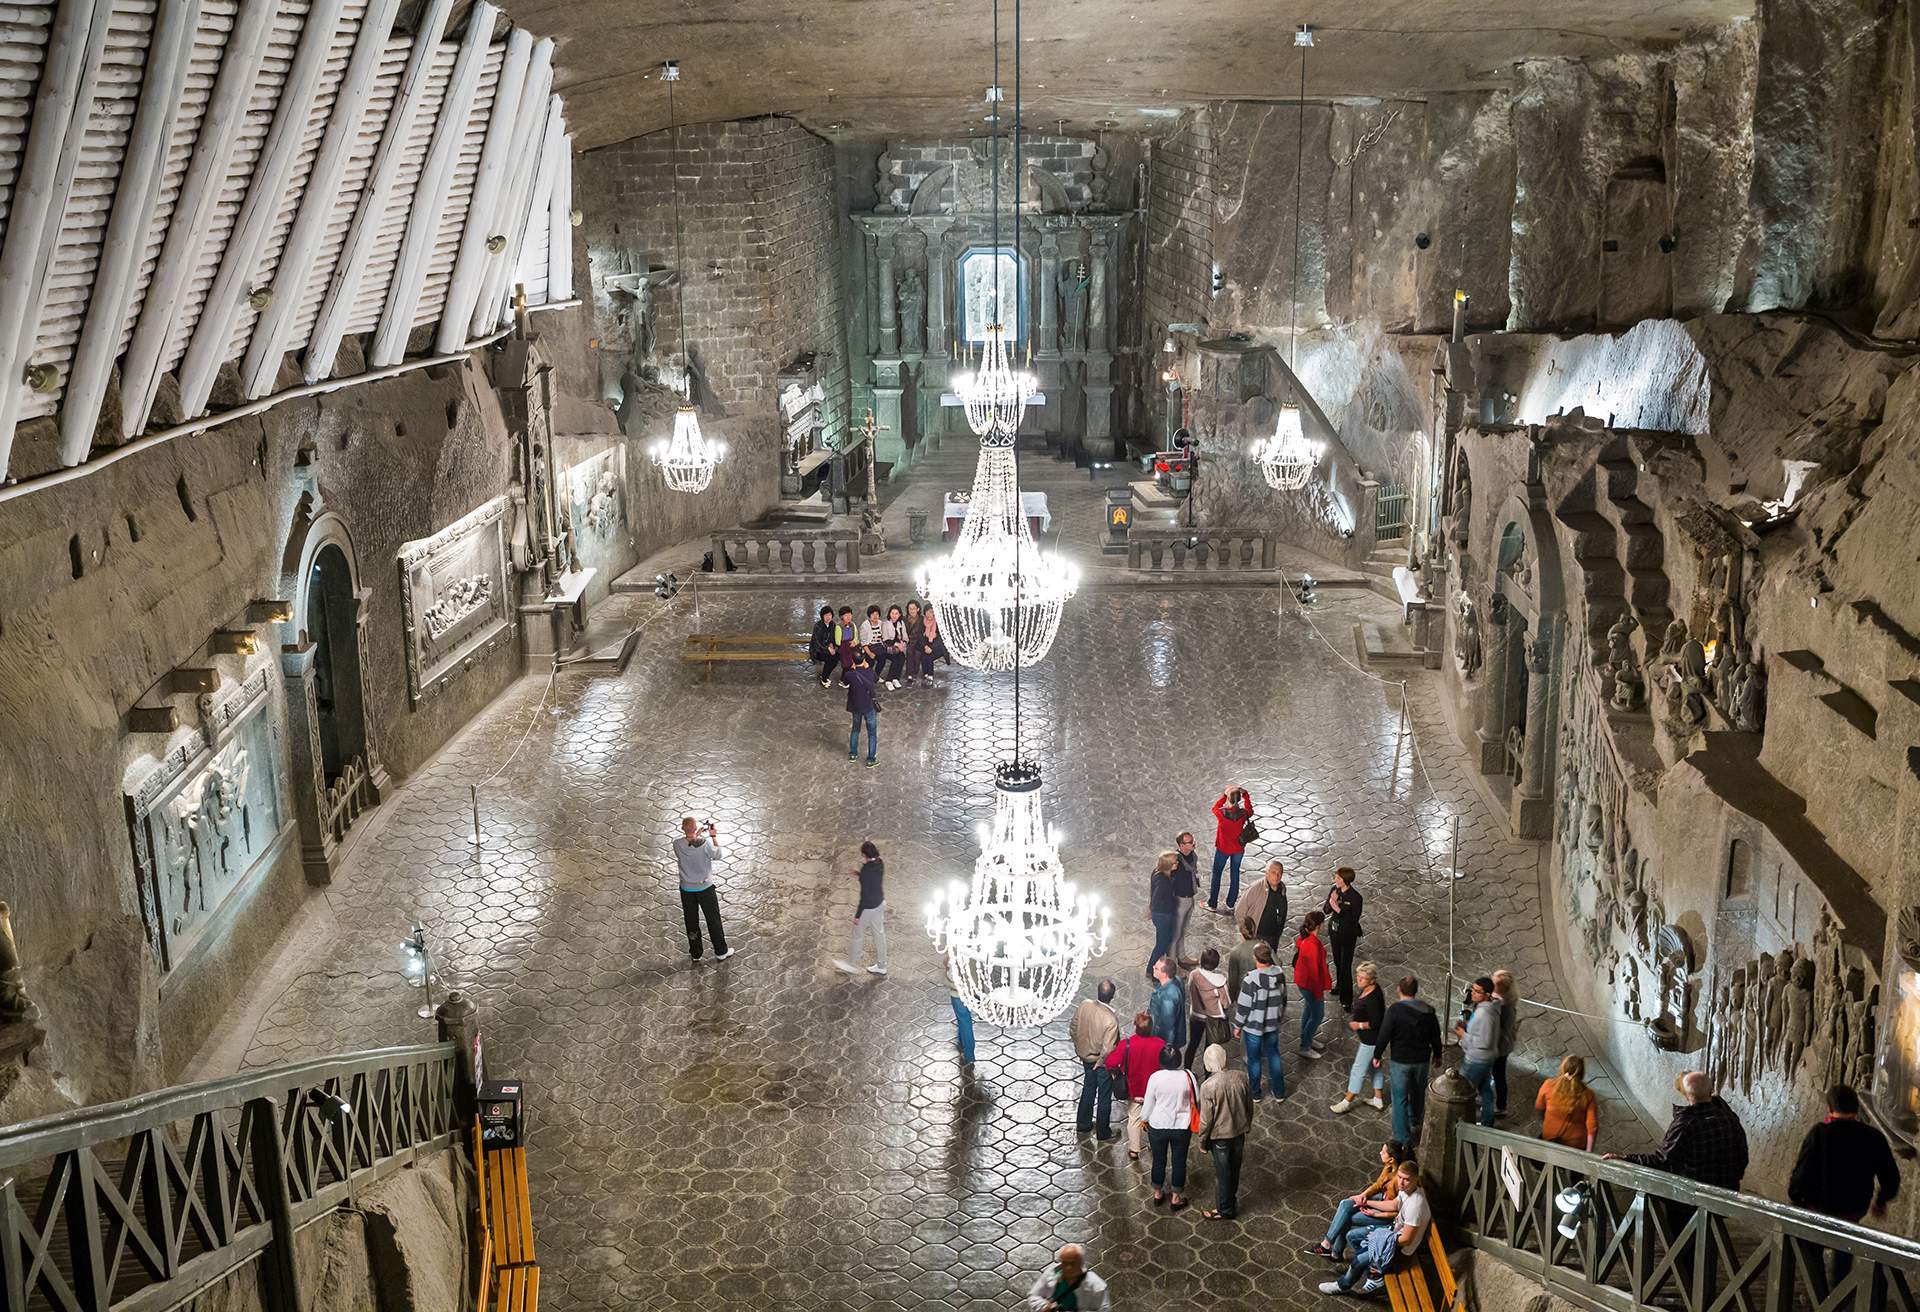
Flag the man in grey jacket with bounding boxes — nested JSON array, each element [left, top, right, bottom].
[[1070, 980, 1122, 1139], [1454, 976, 1502, 1126], [1232, 943, 1290, 1101], [673, 816, 734, 963], [1197, 1043, 1253, 1219]]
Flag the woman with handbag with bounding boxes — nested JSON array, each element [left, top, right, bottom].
[[902, 600, 929, 686], [1140, 1044, 1199, 1209], [1206, 787, 1257, 912], [1184, 947, 1231, 1070]]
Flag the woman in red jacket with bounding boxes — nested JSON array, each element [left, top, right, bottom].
[[1293, 910, 1334, 1059], [1206, 787, 1255, 912]]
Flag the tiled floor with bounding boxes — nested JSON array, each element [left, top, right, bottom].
[[238, 583, 1654, 1310]]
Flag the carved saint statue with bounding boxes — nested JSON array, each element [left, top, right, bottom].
[[896, 267, 926, 354], [1607, 613, 1643, 711], [1728, 645, 1767, 734], [1058, 258, 1088, 352], [0, 902, 37, 1025], [1454, 594, 1483, 677], [1784, 954, 1815, 1074]]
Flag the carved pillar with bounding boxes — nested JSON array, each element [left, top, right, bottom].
[[1036, 232, 1061, 357], [351, 589, 391, 798], [1089, 226, 1112, 353], [876, 230, 899, 358], [1512, 623, 1557, 839], [280, 642, 336, 885], [1083, 227, 1115, 461], [1475, 594, 1512, 775], [921, 223, 951, 450]]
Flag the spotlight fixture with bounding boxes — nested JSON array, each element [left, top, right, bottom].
[[305, 1088, 354, 1120], [23, 363, 56, 394], [1554, 1182, 1593, 1240], [1295, 22, 1315, 46], [653, 571, 682, 600], [247, 287, 273, 311], [1298, 573, 1318, 605], [400, 922, 437, 1020], [486, 234, 507, 253]]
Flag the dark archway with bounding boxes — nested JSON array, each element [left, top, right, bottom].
[[306, 542, 370, 785]]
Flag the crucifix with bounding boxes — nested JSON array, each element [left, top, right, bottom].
[[857, 408, 889, 555]]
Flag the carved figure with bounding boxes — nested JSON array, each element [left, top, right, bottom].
[[1656, 618, 1689, 671], [1583, 801, 1604, 853], [1454, 594, 1483, 677], [1662, 640, 1711, 734], [1607, 613, 1643, 710], [0, 902, 37, 1024], [585, 470, 621, 536], [1764, 946, 1793, 1064], [1058, 258, 1088, 352], [1728, 646, 1767, 734], [1623, 955, 1642, 1022], [896, 268, 926, 353], [1784, 955, 1815, 1073]]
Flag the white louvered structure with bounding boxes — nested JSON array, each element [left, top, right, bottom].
[[0, 0, 575, 485]]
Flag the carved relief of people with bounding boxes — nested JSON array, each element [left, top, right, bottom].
[[896, 267, 926, 354], [1583, 801, 1604, 853], [1662, 639, 1711, 735], [1058, 258, 1088, 352], [1623, 955, 1642, 1022], [1728, 645, 1767, 734], [1784, 954, 1815, 1074], [1709, 975, 1734, 1089], [1764, 946, 1792, 1065], [1454, 593, 1483, 677], [1607, 613, 1644, 711], [1656, 618, 1689, 672]]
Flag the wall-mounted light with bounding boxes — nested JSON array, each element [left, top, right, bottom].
[[486, 234, 508, 254], [23, 363, 56, 394], [247, 287, 272, 311], [400, 922, 437, 1020], [1209, 263, 1225, 295], [569, 209, 584, 227]]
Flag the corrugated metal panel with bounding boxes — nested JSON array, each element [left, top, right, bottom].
[[226, 0, 367, 361], [20, 0, 153, 420], [413, 38, 499, 324], [344, 37, 452, 334], [0, 3, 56, 247]]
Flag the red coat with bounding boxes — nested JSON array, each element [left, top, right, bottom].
[[1293, 932, 1333, 998], [1104, 1034, 1166, 1100], [1212, 794, 1254, 855]]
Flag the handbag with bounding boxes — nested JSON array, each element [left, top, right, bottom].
[[1239, 817, 1261, 846], [1186, 1072, 1202, 1134]]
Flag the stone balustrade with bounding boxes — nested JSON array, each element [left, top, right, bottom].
[[712, 528, 862, 575], [1126, 527, 1279, 572]]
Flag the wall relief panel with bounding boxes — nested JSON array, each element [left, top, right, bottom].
[[399, 498, 514, 705]]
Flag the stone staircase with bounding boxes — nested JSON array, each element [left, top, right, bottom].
[[1555, 449, 1672, 666]]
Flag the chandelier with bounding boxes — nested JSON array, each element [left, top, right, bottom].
[[1252, 401, 1320, 490], [928, 762, 1109, 1028], [956, 321, 1034, 443], [648, 60, 724, 495]]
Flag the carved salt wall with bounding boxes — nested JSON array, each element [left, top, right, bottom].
[[398, 499, 515, 705]]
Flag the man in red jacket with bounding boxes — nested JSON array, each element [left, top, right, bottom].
[[1104, 1012, 1166, 1161]]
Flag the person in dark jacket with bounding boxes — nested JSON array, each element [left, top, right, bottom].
[[845, 648, 880, 766], [1149, 956, 1188, 1051], [1145, 851, 1180, 979], [1372, 976, 1443, 1147], [809, 605, 840, 686], [834, 606, 859, 685], [832, 840, 888, 975], [1240, 860, 1289, 953], [1788, 1084, 1900, 1286], [1171, 832, 1200, 967], [1608, 1072, 1749, 1191], [1324, 867, 1364, 1009], [1330, 962, 1387, 1114]]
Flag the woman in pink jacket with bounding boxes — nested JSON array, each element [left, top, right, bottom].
[[1293, 910, 1334, 1059]]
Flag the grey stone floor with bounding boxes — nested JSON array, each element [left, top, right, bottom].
[[238, 584, 1655, 1310]]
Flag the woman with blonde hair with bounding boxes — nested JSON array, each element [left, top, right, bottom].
[[1330, 961, 1388, 1114], [1491, 969, 1521, 1117], [1535, 1054, 1599, 1151]]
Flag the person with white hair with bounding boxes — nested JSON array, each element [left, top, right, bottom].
[[1197, 1041, 1253, 1220], [1026, 1243, 1107, 1310], [1606, 1071, 1749, 1190]]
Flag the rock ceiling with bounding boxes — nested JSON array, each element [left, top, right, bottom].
[[501, 0, 1753, 149]]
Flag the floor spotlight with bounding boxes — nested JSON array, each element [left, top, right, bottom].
[[1299, 573, 1318, 605], [1554, 1182, 1592, 1240], [653, 571, 681, 600]]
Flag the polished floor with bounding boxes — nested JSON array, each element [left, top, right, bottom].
[[238, 584, 1654, 1310]]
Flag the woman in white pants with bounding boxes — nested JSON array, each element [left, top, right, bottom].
[[834, 841, 888, 975]]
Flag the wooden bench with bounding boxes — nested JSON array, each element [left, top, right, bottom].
[[681, 632, 808, 682], [1385, 1224, 1459, 1312], [474, 1120, 541, 1312]]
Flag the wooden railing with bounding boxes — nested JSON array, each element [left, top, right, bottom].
[[0, 1042, 457, 1311], [711, 528, 861, 575], [1455, 1124, 1920, 1312], [1127, 527, 1278, 572]]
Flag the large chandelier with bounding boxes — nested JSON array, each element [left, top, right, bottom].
[[956, 321, 1033, 442], [648, 60, 724, 495], [928, 761, 1109, 1028], [1252, 401, 1320, 490]]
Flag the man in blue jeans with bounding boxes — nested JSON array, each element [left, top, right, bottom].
[[1232, 942, 1289, 1100], [1371, 975, 1442, 1146], [846, 647, 879, 766], [1454, 976, 1503, 1127], [1069, 979, 1121, 1138]]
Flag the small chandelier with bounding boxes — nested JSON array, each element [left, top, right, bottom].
[[1252, 402, 1320, 491], [927, 761, 1109, 1028], [652, 403, 726, 494], [956, 321, 1034, 443]]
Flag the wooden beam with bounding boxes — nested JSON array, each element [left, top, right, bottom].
[[176, 0, 353, 420], [58, 0, 204, 467], [369, 2, 498, 368], [516, 104, 563, 302], [303, 0, 459, 384], [240, 0, 404, 400], [548, 132, 573, 301], [117, 0, 281, 439], [434, 27, 533, 355], [0, 0, 118, 479], [468, 42, 552, 339]]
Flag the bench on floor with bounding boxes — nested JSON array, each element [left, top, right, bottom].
[[1385, 1224, 1459, 1312], [680, 632, 808, 681], [475, 1120, 541, 1312]]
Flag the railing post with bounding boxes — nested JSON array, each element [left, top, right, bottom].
[[245, 1096, 305, 1312], [1421, 1068, 1479, 1213], [437, 991, 482, 1124], [61, 1148, 106, 1310]]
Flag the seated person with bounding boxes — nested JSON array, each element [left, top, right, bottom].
[[834, 606, 859, 685], [809, 605, 840, 687], [1304, 1140, 1407, 1260], [1319, 1159, 1430, 1298]]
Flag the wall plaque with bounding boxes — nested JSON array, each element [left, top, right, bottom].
[[399, 497, 514, 704]]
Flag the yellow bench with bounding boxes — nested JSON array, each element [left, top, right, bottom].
[[1385, 1224, 1459, 1312], [681, 633, 809, 681], [474, 1120, 541, 1312]]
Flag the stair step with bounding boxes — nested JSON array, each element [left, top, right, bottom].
[[1357, 620, 1425, 666]]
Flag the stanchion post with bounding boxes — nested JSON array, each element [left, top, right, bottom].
[[467, 784, 487, 847], [1445, 814, 1460, 1017]]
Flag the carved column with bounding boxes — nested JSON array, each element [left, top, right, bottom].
[[1083, 226, 1116, 461], [876, 230, 899, 358], [351, 589, 391, 798], [1475, 594, 1512, 776], [280, 642, 336, 885], [1036, 232, 1061, 357], [1089, 225, 1112, 353], [1512, 623, 1557, 839], [920, 223, 951, 450]]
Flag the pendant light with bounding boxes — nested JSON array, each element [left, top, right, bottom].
[[650, 61, 726, 494], [1252, 26, 1324, 493]]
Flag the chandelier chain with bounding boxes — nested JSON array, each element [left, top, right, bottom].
[[1011, 0, 1022, 759], [669, 76, 688, 380], [1290, 34, 1305, 375]]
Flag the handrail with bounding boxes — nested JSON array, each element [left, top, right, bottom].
[[1455, 1124, 1920, 1312]]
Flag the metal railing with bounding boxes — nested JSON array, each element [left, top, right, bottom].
[[1127, 526, 1278, 572], [0, 1042, 457, 1312], [710, 528, 862, 575], [1376, 481, 1409, 542], [1456, 1124, 1920, 1312]]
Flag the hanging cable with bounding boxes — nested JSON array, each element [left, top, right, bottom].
[[1290, 30, 1308, 375], [668, 71, 688, 384], [1011, 0, 1022, 763]]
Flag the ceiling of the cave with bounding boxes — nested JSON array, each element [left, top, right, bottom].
[[500, 0, 1753, 149]]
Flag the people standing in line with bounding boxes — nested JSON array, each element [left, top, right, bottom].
[[945, 953, 975, 1065], [1490, 968, 1520, 1117], [1789, 1084, 1901, 1286], [1206, 787, 1255, 911], [1185, 948, 1231, 1071], [845, 647, 880, 767], [1241, 860, 1288, 953], [1454, 976, 1503, 1127], [1535, 1055, 1599, 1151], [1232, 942, 1289, 1101], [1304, 1140, 1409, 1260], [1324, 867, 1365, 1010], [903, 600, 929, 686], [1608, 1071, 1749, 1191], [1170, 832, 1200, 968], [1149, 956, 1188, 1052], [1145, 852, 1180, 980], [1294, 911, 1334, 1061], [1372, 976, 1443, 1146], [832, 840, 888, 976], [877, 603, 909, 689], [1104, 1013, 1165, 1161], [1226, 915, 1261, 1012], [1070, 980, 1122, 1141], [1141, 1045, 1198, 1209], [809, 605, 841, 687], [1025, 1243, 1107, 1311], [1317, 1159, 1431, 1298], [672, 816, 734, 963], [1330, 962, 1388, 1114], [1197, 1042, 1253, 1220]]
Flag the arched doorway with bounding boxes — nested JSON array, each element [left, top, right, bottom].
[[1476, 498, 1565, 840], [306, 543, 369, 785]]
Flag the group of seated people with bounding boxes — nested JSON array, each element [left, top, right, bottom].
[[1307, 1141, 1431, 1297], [808, 601, 950, 690]]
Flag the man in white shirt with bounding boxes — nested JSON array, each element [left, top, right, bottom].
[[1319, 1160, 1431, 1296], [672, 816, 734, 962], [1026, 1243, 1107, 1310]]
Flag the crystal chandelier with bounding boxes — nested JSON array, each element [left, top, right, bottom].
[[956, 321, 1033, 442], [1252, 401, 1320, 490], [648, 60, 724, 495], [928, 762, 1109, 1028]]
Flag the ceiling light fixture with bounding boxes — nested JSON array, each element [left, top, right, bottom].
[[650, 59, 726, 494]]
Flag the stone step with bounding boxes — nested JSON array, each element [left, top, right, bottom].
[[1600, 457, 1639, 500], [1357, 619, 1425, 666]]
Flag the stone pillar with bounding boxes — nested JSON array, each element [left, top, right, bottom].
[[1036, 232, 1061, 357], [1089, 227, 1112, 353], [1476, 594, 1512, 775], [921, 224, 951, 451], [436, 991, 482, 1120], [876, 231, 899, 357], [351, 589, 390, 798], [1512, 624, 1556, 838], [1083, 229, 1116, 461], [871, 357, 906, 476], [1421, 1066, 1481, 1210], [280, 641, 335, 885]]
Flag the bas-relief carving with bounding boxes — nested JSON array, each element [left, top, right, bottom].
[[567, 447, 625, 543], [125, 668, 289, 973], [399, 498, 514, 705], [1706, 910, 1878, 1100], [1057, 258, 1088, 353]]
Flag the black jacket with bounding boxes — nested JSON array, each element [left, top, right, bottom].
[[809, 619, 837, 662], [1351, 987, 1386, 1047], [856, 858, 885, 912], [1326, 884, 1363, 940], [845, 666, 878, 714], [1374, 998, 1442, 1064], [1788, 1117, 1899, 1218]]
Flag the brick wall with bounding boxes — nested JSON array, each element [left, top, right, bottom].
[[1142, 109, 1215, 344]]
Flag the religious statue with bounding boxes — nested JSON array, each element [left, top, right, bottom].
[[1454, 594, 1482, 677], [0, 902, 37, 1025], [1764, 946, 1793, 1065], [1662, 639, 1712, 735], [1583, 801, 1605, 853], [1650, 926, 1693, 1050], [896, 268, 926, 354], [1784, 954, 1815, 1074], [1709, 975, 1735, 1089], [1656, 617, 1690, 672], [1058, 258, 1088, 352], [585, 470, 622, 536], [1607, 613, 1643, 711], [1623, 956, 1643, 1022], [1728, 645, 1767, 734]]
